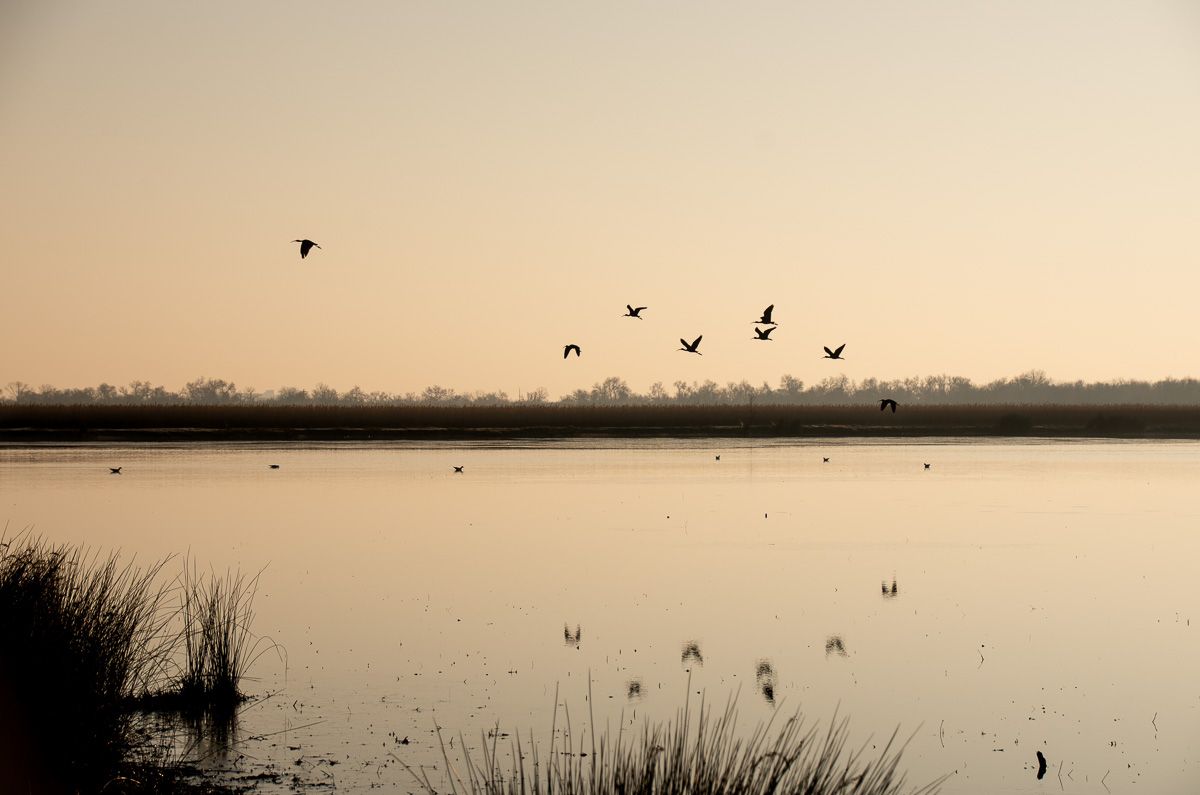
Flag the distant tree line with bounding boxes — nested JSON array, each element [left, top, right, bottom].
[[6, 371, 1200, 406]]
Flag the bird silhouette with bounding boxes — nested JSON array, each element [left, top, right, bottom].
[[754, 304, 776, 325], [823, 457, 830, 463], [823, 344, 846, 360], [753, 326, 775, 341], [624, 305, 647, 319], [453, 466, 464, 473], [268, 464, 280, 469], [679, 335, 703, 354], [924, 463, 931, 469], [292, 239, 321, 259], [714, 455, 721, 461], [1036, 751, 1048, 780], [879, 398, 898, 413], [109, 467, 122, 474], [563, 344, 581, 359]]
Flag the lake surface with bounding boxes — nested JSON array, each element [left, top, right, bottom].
[[2, 440, 1197, 793]]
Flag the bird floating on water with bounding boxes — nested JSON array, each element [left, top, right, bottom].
[[292, 239, 321, 259], [879, 398, 898, 413], [753, 326, 775, 341], [679, 335, 703, 355], [109, 467, 122, 474], [754, 304, 776, 325], [453, 466, 464, 473], [563, 344, 581, 358], [823, 344, 846, 360], [623, 305, 646, 319]]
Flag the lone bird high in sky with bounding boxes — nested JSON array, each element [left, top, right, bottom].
[[623, 305, 647, 319], [563, 344, 581, 359], [823, 344, 846, 360], [292, 239, 321, 259], [678, 335, 703, 355]]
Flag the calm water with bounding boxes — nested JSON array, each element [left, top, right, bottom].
[[2, 440, 1197, 793]]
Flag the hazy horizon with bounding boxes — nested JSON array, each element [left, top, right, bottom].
[[4, 2, 1200, 395]]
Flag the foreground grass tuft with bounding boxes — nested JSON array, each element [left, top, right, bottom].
[[175, 562, 267, 712], [402, 685, 944, 795]]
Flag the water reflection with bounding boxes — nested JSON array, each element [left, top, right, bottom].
[[563, 624, 582, 647], [137, 705, 240, 771], [754, 660, 776, 705], [825, 636, 848, 657], [626, 679, 642, 700], [881, 578, 899, 598], [680, 641, 703, 666]]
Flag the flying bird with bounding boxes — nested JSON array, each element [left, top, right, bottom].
[[714, 455, 721, 461], [268, 464, 280, 469], [879, 398, 898, 413], [292, 239, 321, 259], [924, 463, 931, 470], [753, 326, 775, 341], [109, 467, 122, 474], [453, 466, 464, 473], [563, 344, 581, 358], [754, 304, 776, 325], [823, 344, 846, 360], [624, 305, 647, 319], [823, 457, 830, 463], [679, 335, 703, 355]]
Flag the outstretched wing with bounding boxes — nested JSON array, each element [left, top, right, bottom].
[[634, 306, 647, 313], [761, 304, 774, 323], [563, 345, 573, 359], [627, 305, 634, 313], [762, 326, 775, 339], [691, 335, 703, 349], [299, 240, 313, 258], [834, 343, 845, 356]]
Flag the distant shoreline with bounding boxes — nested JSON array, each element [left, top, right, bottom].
[[3, 403, 1200, 441]]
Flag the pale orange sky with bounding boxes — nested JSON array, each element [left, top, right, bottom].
[[3, 2, 1199, 397]]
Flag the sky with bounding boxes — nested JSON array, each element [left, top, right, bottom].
[[3, 1, 1200, 398]]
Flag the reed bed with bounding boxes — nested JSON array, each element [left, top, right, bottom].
[[1, 402, 1196, 439], [405, 686, 944, 795], [0, 534, 265, 793]]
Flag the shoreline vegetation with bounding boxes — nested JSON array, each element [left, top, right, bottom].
[[406, 685, 944, 795], [2, 403, 1200, 441], [0, 535, 267, 794]]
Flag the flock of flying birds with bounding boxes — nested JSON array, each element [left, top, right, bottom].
[[564, 302, 853, 366]]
